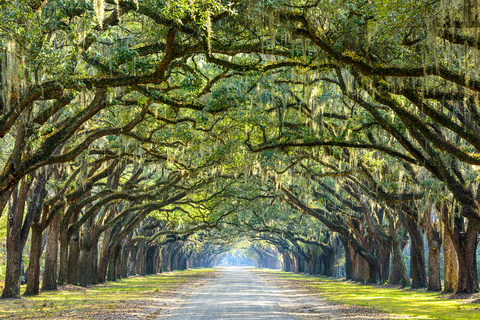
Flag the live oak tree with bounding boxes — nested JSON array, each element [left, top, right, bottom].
[[2, 0, 480, 299]]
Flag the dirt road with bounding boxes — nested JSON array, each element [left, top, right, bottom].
[[162, 267, 296, 320], [160, 267, 398, 320]]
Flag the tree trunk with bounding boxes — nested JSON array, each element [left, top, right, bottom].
[[22, 168, 49, 296], [23, 224, 43, 296], [97, 227, 112, 283], [57, 223, 69, 285], [339, 237, 353, 280], [422, 208, 442, 291], [323, 248, 335, 277], [367, 259, 380, 284], [136, 244, 146, 275], [90, 242, 98, 284], [427, 238, 442, 291], [455, 224, 479, 294], [78, 247, 90, 287], [107, 244, 121, 281], [379, 244, 391, 284], [42, 213, 61, 291], [58, 205, 81, 285], [443, 221, 458, 293], [1, 184, 23, 299], [67, 230, 80, 285], [390, 235, 410, 287], [121, 233, 133, 278], [146, 245, 156, 275], [405, 215, 427, 288]]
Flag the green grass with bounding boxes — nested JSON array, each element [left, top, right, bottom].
[[0, 268, 217, 319], [260, 270, 480, 320]]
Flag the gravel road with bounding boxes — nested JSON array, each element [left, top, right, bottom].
[[163, 266, 297, 320]]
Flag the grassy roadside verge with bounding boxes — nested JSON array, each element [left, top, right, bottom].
[[0, 268, 218, 319], [258, 269, 480, 320]]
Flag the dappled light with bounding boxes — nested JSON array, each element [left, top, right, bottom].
[[1, 0, 480, 319]]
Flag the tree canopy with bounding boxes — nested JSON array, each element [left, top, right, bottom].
[[1, 0, 480, 299]]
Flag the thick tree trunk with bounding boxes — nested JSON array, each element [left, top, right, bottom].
[[90, 242, 99, 284], [390, 236, 410, 287], [323, 249, 335, 277], [157, 246, 164, 273], [135, 244, 146, 275], [120, 233, 133, 278], [312, 253, 321, 274], [427, 238, 442, 291], [455, 224, 479, 294], [67, 230, 80, 285], [23, 224, 43, 296], [146, 245, 156, 275], [22, 168, 49, 296], [57, 224, 69, 285], [422, 208, 442, 291], [78, 247, 90, 287], [107, 244, 121, 281], [339, 237, 353, 280], [169, 243, 183, 271], [78, 213, 96, 286], [166, 242, 178, 272], [42, 213, 61, 291], [283, 252, 292, 272], [58, 205, 81, 285], [1, 185, 23, 299], [367, 259, 380, 284], [379, 244, 391, 284], [405, 215, 427, 288], [443, 222, 458, 293], [349, 243, 363, 281], [98, 227, 112, 283]]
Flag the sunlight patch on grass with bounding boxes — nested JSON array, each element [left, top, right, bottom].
[[0, 268, 217, 319], [262, 270, 479, 320]]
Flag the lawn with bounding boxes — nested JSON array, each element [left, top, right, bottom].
[[262, 270, 480, 320], [0, 269, 217, 319]]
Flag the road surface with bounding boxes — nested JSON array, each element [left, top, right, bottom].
[[164, 267, 297, 320]]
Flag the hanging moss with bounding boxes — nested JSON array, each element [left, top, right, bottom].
[[94, 0, 105, 27]]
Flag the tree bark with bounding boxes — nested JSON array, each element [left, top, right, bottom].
[[78, 246, 90, 287], [390, 234, 410, 287], [405, 215, 427, 288], [106, 244, 121, 281], [98, 227, 112, 283], [1, 184, 22, 299], [455, 224, 479, 294], [23, 167, 49, 296], [443, 221, 458, 293], [422, 209, 442, 291], [42, 213, 61, 291], [121, 234, 133, 278], [339, 236, 353, 280], [90, 240, 99, 284], [67, 230, 80, 285], [428, 238, 442, 291], [23, 224, 43, 296], [57, 221, 69, 285]]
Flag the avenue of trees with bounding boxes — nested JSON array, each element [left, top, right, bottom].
[[1, 0, 480, 299]]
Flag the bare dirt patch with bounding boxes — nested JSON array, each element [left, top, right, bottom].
[[92, 271, 220, 320]]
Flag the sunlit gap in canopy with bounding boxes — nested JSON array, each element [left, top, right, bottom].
[[214, 244, 282, 269]]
